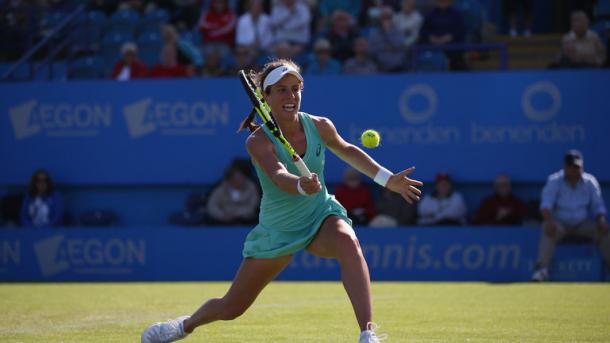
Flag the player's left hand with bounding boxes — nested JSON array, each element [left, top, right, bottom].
[[386, 167, 423, 204]]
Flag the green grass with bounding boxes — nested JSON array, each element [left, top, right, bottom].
[[1, 282, 609, 342]]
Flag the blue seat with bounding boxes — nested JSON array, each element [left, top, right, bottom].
[[108, 9, 140, 35], [101, 31, 133, 64], [70, 56, 105, 79], [180, 30, 202, 46], [139, 8, 170, 33], [139, 50, 160, 66], [414, 50, 449, 72], [41, 11, 66, 30], [137, 30, 162, 49], [455, 0, 483, 43]]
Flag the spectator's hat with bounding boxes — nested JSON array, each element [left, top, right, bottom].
[[564, 149, 583, 167], [121, 42, 138, 55]]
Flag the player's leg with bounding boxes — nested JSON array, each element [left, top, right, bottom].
[[306, 216, 372, 331], [142, 255, 291, 343], [533, 222, 567, 280], [184, 255, 293, 332], [573, 221, 610, 265]]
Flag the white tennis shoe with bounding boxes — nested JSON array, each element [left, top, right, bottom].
[[359, 322, 388, 342], [141, 315, 190, 343]]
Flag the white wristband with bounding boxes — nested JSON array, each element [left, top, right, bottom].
[[296, 179, 308, 196], [373, 167, 393, 187]]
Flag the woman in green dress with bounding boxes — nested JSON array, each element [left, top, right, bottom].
[[142, 59, 423, 343]]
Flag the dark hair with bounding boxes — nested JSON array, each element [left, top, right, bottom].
[[28, 169, 54, 197], [238, 58, 302, 133]]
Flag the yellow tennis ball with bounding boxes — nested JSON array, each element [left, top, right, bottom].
[[361, 129, 381, 148]]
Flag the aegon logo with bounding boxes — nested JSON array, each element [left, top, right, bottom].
[[9, 100, 112, 139], [123, 98, 229, 138], [34, 235, 146, 277], [521, 81, 562, 122], [399, 84, 438, 124]]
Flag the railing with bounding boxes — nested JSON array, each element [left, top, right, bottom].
[[1, 4, 87, 81], [410, 42, 509, 70]]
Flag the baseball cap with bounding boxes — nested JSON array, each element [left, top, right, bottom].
[[262, 64, 303, 90], [564, 149, 583, 167]]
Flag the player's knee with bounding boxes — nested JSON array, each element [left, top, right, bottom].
[[335, 229, 362, 259]]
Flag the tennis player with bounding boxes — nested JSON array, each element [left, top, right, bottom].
[[141, 59, 423, 343]]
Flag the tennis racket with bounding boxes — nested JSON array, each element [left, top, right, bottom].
[[238, 69, 312, 177]]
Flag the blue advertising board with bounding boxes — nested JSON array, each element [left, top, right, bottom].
[[1, 70, 609, 184], [0, 227, 604, 282]]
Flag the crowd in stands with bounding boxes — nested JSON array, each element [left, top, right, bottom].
[[2, 0, 609, 80], [3, 149, 606, 233]]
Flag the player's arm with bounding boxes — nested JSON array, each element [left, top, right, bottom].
[[246, 130, 321, 195], [313, 116, 422, 203]]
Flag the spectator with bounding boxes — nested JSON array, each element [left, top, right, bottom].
[[111, 42, 148, 80], [393, 0, 423, 50], [334, 168, 376, 225], [227, 44, 258, 74], [161, 24, 203, 72], [270, 0, 311, 59], [360, 0, 401, 27], [206, 166, 260, 225], [318, 0, 361, 31], [531, 150, 610, 282], [368, 6, 406, 72], [149, 44, 192, 78], [20, 169, 64, 228], [555, 11, 606, 69], [198, 0, 237, 47], [305, 38, 342, 75], [236, 0, 274, 53], [168, 0, 203, 31], [326, 10, 358, 62], [343, 36, 379, 74], [370, 187, 417, 227], [417, 172, 467, 225], [200, 45, 228, 77], [505, 0, 533, 37], [420, 0, 467, 71], [472, 174, 527, 225]]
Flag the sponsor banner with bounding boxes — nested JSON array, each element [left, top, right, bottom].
[[1, 71, 609, 184], [0, 227, 603, 281]]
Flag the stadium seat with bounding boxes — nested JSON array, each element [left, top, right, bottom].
[[78, 209, 119, 227], [69, 56, 105, 79], [101, 31, 133, 67], [139, 8, 170, 34], [108, 9, 140, 36], [455, 0, 483, 43], [180, 30, 202, 46], [414, 50, 449, 72], [137, 30, 162, 51]]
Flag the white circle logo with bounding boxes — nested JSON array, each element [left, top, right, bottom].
[[522, 81, 561, 122], [399, 84, 438, 124]]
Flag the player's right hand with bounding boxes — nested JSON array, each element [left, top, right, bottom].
[[299, 173, 321, 195]]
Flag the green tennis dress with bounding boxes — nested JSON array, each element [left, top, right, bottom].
[[243, 112, 352, 258]]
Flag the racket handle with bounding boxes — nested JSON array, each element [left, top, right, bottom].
[[294, 157, 312, 177]]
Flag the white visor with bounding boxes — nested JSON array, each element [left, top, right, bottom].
[[262, 65, 303, 90]]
